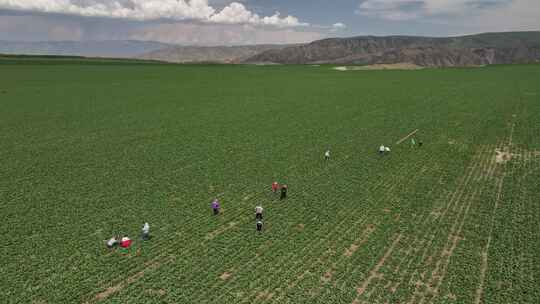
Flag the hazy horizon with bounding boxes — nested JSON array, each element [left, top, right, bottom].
[[1, 1, 539, 46]]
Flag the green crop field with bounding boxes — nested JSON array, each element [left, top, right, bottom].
[[1, 60, 539, 304]]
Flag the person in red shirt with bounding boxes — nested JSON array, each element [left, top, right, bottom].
[[272, 181, 279, 193], [120, 235, 132, 248]]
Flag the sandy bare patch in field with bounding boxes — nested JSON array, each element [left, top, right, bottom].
[[333, 63, 423, 71], [493, 147, 536, 164], [430, 208, 442, 219], [495, 149, 513, 164], [321, 270, 334, 283], [256, 291, 275, 301], [220, 271, 233, 280], [146, 289, 166, 296]]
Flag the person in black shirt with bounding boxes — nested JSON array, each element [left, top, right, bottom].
[[256, 220, 263, 232], [280, 184, 288, 200]]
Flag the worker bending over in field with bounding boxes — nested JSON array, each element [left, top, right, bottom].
[[379, 145, 391, 155], [211, 199, 220, 215], [280, 184, 288, 200], [141, 223, 150, 240], [106, 236, 119, 249], [325, 150, 331, 160], [272, 181, 279, 193], [255, 205, 264, 220], [119, 235, 132, 254], [120, 235, 132, 248], [256, 220, 263, 232]]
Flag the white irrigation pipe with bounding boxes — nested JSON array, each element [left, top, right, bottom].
[[396, 129, 419, 145]]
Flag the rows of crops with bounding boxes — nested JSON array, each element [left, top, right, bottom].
[[1, 61, 538, 303]]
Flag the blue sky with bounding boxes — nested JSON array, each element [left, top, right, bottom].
[[0, 0, 538, 45]]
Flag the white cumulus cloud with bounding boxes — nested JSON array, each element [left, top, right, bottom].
[[209, 2, 308, 27], [0, 0, 307, 27], [330, 22, 346, 32], [332, 22, 346, 29]]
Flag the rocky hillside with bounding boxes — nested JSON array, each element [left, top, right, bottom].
[[245, 32, 540, 67], [138, 44, 292, 63]]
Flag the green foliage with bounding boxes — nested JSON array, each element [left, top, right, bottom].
[[0, 61, 538, 303]]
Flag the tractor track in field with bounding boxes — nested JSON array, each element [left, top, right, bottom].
[[233, 178, 382, 302], [281, 154, 432, 303], [474, 173, 505, 304], [262, 158, 433, 303], [348, 134, 509, 304], [407, 137, 508, 304], [351, 233, 403, 303], [474, 119, 516, 304], [353, 144, 487, 303], [408, 144, 498, 304], [311, 165, 435, 302]]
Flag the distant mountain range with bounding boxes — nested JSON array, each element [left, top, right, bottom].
[[138, 44, 293, 63], [2, 32, 540, 67], [245, 32, 540, 67], [0, 40, 172, 58], [0, 40, 290, 63]]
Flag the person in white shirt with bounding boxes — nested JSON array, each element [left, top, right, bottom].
[[142, 222, 150, 240], [324, 150, 330, 160], [385, 146, 391, 153], [379, 145, 386, 155], [106, 236, 118, 249], [255, 206, 264, 220]]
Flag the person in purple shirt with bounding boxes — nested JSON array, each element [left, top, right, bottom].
[[211, 199, 220, 215]]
